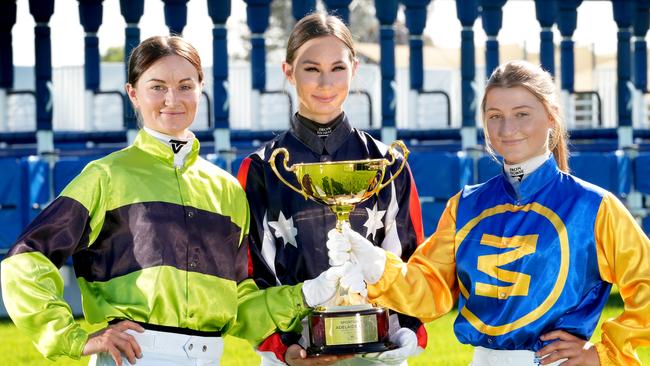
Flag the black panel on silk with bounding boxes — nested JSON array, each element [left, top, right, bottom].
[[73, 201, 247, 282], [6, 197, 91, 268]]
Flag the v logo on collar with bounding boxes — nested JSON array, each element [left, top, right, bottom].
[[169, 139, 188, 154]]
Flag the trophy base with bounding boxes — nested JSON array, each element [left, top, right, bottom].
[[306, 340, 397, 356], [307, 304, 395, 356]]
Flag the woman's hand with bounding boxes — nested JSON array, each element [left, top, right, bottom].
[[82, 320, 145, 366], [326, 224, 387, 285], [536, 330, 600, 365], [285, 344, 352, 366]]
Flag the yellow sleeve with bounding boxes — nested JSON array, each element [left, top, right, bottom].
[[0, 163, 107, 360], [593, 193, 650, 366], [367, 193, 460, 322], [1, 253, 89, 360]]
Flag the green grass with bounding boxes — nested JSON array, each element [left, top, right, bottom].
[[1, 296, 648, 365]]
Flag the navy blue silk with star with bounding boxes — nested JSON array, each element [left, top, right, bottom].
[[238, 113, 422, 288]]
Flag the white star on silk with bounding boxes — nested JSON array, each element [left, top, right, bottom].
[[363, 203, 386, 239], [268, 211, 298, 248]]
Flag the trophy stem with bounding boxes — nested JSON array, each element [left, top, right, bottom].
[[331, 206, 353, 232], [335, 218, 348, 232]]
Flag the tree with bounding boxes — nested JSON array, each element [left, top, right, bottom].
[[102, 46, 124, 62], [266, 0, 296, 62]]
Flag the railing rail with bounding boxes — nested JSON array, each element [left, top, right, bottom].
[[418, 89, 452, 127]]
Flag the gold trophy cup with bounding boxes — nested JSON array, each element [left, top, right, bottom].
[[268, 141, 409, 355]]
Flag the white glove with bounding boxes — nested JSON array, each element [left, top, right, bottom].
[[339, 263, 367, 298], [359, 328, 422, 365], [327, 224, 387, 284], [302, 263, 353, 307]]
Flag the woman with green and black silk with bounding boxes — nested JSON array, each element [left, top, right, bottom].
[[1, 36, 341, 366]]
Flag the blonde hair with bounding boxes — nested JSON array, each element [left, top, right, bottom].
[[481, 60, 569, 173]]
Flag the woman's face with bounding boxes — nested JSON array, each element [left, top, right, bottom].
[[484, 86, 554, 165], [126, 55, 203, 138], [283, 35, 358, 124]]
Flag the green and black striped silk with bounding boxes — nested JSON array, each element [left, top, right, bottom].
[[1, 130, 308, 361]]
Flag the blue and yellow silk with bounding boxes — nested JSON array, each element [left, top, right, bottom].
[[368, 157, 650, 365]]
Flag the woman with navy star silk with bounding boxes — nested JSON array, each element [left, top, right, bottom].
[[1, 35, 345, 366], [328, 60, 650, 366], [237, 12, 428, 366]]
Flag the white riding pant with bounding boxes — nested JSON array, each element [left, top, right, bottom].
[[470, 346, 565, 366], [88, 328, 224, 366]]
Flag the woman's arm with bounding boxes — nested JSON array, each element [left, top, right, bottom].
[[592, 193, 650, 365], [0, 163, 107, 360], [367, 193, 460, 322]]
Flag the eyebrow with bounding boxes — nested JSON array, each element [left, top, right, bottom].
[[145, 77, 194, 83], [300, 59, 346, 65], [486, 105, 533, 112]]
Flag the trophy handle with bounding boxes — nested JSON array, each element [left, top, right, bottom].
[[379, 140, 410, 191], [269, 147, 308, 199]]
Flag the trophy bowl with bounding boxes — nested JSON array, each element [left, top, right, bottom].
[[269, 141, 408, 230], [269, 141, 409, 355]]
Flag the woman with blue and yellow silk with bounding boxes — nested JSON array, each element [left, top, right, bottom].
[[328, 60, 650, 366]]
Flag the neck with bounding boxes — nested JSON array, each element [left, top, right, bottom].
[[143, 126, 193, 143], [297, 108, 343, 125], [503, 152, 551, 184], [143, 126, 195, 168], [296, 112, 344, 138]]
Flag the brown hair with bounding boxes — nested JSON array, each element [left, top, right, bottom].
[[127, 35, 203, 86], [285, 12, 356, 65], [481, 60, 570, 173]]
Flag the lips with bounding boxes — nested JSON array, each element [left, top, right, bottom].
[[500, 138, 526, 145], [312, 95, 336, 103]]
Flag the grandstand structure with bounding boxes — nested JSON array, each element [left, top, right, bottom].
[[0, 0, 649, 315]]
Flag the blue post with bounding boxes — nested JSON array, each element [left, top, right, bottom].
[[480, 0, 506, 79], [245, 0, 272, 92], [292, 0, 317, 21], [534, 0, 557, 76], [403, 0, 431, 92], [612, 0, 634, 130], [322, 0, 352, 24], [633, 0, 650, 93], [78, 0, 103, 93], [557, 0, 581, 93], [375, 0, 398, 142], [162, 0, 189, 35], [119, 0, 144, 133], [456, 0, 478, 135], [208, 0, 231, 154], [0, 0, 16, 89], [28, 0, 54, 153]]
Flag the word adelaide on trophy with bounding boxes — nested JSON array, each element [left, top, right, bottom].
[[268, 141, 410, 356]]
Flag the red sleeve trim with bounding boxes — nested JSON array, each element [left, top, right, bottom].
[[258, 333, 288, 363], [408, 168, 425, 244], [246, 240, 253, 277], [237, 157, 253, 191], [416, 324, 428, 349]]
